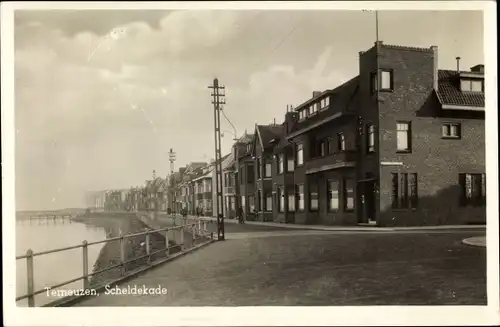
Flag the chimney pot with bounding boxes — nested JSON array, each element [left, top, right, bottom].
[[431, 46, 438, 91], [312, 91, 321, 98], [456, 56, 461, 72]]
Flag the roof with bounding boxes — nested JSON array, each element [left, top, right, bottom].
[[256, 124, 285, 149], [436, 70, 485, 108], [236, 133, 254, 144]]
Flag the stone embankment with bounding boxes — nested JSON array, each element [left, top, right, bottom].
[[74, 213, 180, 288]]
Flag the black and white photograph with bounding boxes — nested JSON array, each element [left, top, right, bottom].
[[1, 1, 498, 326]]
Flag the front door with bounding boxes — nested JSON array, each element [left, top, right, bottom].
[[364, 181, 377, 223]]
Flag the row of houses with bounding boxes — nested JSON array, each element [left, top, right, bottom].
[[228, 41, 486, 227], [88, 41, 486, 227]]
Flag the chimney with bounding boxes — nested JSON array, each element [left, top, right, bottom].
[[312, 91, 322, 98], [470, 64, 484, 73], [456, 56, 461, 72], [430, 46, 438, 91], [273, 118, 276, 125]]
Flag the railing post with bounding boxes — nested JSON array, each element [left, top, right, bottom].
[[180, 226, 185, 251], [82, 241, 89, 289], [145, 231, 151, 265], [165, 230, 170, 257], [26, 249, 35, 307], [119, 232, 126, 276]]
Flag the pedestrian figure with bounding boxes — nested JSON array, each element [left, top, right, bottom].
[[238, 206, 245, 224]]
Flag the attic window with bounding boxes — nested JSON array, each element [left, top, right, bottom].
[[320, 97, 330, 110], [299, 110, 306, 121], [460, 79, 483, 92]]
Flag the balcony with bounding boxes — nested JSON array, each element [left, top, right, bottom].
[[305, 150, 357, 174], [224, 186, 236, 195]]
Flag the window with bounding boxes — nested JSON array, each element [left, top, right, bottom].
[[265, 194, 273, 212], [320, 96, 330, 110], [296, 143, 304, 166], [310, 104, 317, 115], [327, 180, 340, 211], [367, 124, 375, 153], [257, 190, 261, 212], [299, 110, 306, 120], [264, 161, 272, 178], [246, 144, 251, 152], [471, 80, 483, 92], [287, 189, 296, 212], [461, 79, 483, 92], [391, 173, 418, 209], [396, 122, 411, 152], [344, 179, 355, 211], [459, 173, 486, 207], [309, 182, 318, 211], [371, 69, 394, 92], [287, 157, 295, 172], [277, 186, 284, 212], [319, 139, 327, 156], [337, 133, 346, 152], [247, 165, 254, 183], [256, 158, 261, 179], [442, 123, 461, 138], [277, 154, 284, 174], [296, 184, 304, 211]]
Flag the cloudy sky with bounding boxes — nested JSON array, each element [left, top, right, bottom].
[[13, 9, 484, 211]]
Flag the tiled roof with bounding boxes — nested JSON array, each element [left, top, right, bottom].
[[257, 124, 284, 149], [436, 70, 485, 108], [237, 133, 254, 144]]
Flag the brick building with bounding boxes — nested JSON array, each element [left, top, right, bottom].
[[236, 41, 485, 227], [233, 132, 256, 220]]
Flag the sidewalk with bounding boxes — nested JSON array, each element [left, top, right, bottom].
[[195, 216, 486, 232]]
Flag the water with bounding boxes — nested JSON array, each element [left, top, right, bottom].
[[16, 217, 107, 307]]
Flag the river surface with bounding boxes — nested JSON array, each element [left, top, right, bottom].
[[16, 216, 107, 307]]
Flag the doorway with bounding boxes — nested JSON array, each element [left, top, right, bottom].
[[358, 179, 377, 224]]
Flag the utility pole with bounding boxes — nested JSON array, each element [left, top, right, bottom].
[[168, 148, 176, 215], [208, 78, 225, 241]]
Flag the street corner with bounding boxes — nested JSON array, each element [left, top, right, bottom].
[[462, 236, 486, 248]]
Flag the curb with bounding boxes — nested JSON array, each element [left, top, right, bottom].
[[196, 216, 486, 232], [462, 236, 486, 248]]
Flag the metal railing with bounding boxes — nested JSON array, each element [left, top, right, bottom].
[[15, 219, 212, 307]]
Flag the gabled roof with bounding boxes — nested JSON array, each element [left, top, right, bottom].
[[436, 70, 485, 108], [256, 124, 285, 150]]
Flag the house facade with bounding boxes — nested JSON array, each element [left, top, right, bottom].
[[233, 133, 256, 220], [267, 41, 485, 227]]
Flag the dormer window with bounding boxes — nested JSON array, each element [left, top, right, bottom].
[[320, 97, 330, 110], [310, 103, 317, 115], [246, 144, 251, 152], [298, 110, 306, 121], [460, 79, 483, 92]]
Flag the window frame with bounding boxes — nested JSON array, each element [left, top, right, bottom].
[[366, 124, 375, 153], [337, 132, 346, 152], [309, 182, 319, 212], [371, 68, 395, 93], [396, 121, 412, 153], [265, 193, 273, 212], [344, 179, 355, 212], [264, 161, 272, 178], [391, 172, 418, 210], [295, 143, 304, 166], [277, 186, 284, 213], [277, 154, 284, 174], [441, 122, 462, 139], [296, 184, 305, 212], [327, 179, 340, 212], [459, 173, 486, 207]]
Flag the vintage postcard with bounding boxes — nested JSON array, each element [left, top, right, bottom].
[[1, 1, 498, 326]]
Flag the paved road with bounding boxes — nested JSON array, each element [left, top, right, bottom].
[[75, 229, 486, 306]]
